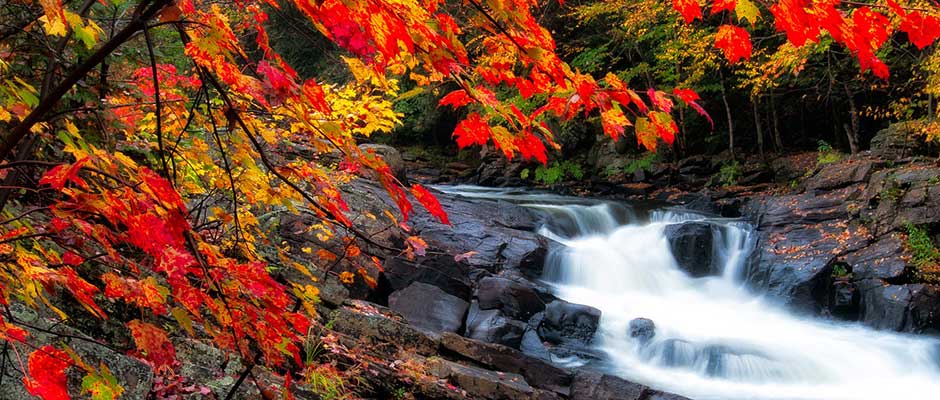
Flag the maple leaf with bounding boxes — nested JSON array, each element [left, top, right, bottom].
[[439, 89, 473, 108], [712, 0, 736, 14], [452, 113, 492, 148], [714, 24, 752, 64], [900, 11, 940, 50], [411, 184, 449, 224], [513, 132, 548, 165], [647, 89, 674, 113], [127, 320, 176, 370], [672, 0, 702, 23], [24, 345, 71, 400], [39, 157, 90, 190], [673, 88, 714, 128]]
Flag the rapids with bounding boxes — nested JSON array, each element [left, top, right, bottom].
[[436, 185, 940, 400]]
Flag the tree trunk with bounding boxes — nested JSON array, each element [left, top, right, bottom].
[[719, 71, 735, 160], [753, 97, 764, 159], [843, 83, 860, 154], [770, 90, 783, 152]]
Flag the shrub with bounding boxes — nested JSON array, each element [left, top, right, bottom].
[[905, 224, 940, 283]]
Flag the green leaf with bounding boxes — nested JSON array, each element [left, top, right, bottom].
[[82, 364, 124, 400]]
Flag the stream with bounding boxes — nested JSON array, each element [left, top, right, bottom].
[[436, 185, 940, 400]]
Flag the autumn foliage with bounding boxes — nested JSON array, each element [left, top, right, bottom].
[[0, 0, 938, 398]]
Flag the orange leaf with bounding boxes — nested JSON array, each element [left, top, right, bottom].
[[714, 24, 752, 64], [24, 346, 71, 400]]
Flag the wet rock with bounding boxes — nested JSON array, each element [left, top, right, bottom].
[[466, 301, 527, 348], [842, 233, 910, 281], [744, 221, 870, 313], [389, 282, 469, 333], [520, 329, 553, 362], [427, 357, 535, 400], [629, 318, 656, 344], [440, 332, 573, 393], [858, 281, 940, 333], [570, 371, 690, 400], [330, 302, 440, 355], [519, 245, 549, 280], [829, 280, 860, 320], [537, 300, 601, 347], [476, 276, 546, 320], [664, 222, 716, 277], [383, 255, 473, 300]]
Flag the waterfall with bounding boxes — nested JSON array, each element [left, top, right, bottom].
[[440, 185, 940, 400]]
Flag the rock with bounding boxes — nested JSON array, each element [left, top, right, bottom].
[[520, 329, 553, 361], [427, 357, 535, 400], [476, 276, 546, 320], [519, 244, 549, 280], [537, 300, 601, 347], [861, 164, 940, 235], [569, 371, 690, 400], [330, 302, 440, 355], [842, 233, 910, 281], [466, 301, 527, 348], [359, 143, 407, 183], [804, 158, 877, 191], [389, 282, 469, 333], [664, 222, 716, 277], [829, 279, 860, 320], [870, 122, 928, 159], [440, 332, 573, 393], [383, 255, 473, 300], [629, 318, 656, 344], [858, 281, 940, 333], [752, 187, 858, 227]]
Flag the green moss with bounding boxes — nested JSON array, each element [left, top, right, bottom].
[[708, 160, 740, 187], [905, 223, 940, 283], [816, 140, 844, 166]]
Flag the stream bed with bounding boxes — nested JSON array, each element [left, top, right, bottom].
[[436, 185, 940, 400]]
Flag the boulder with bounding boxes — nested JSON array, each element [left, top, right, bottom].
[[861, 164, 940, 235], [476, 276, 546, 320], [870, 122, 927, 159], [842, 233, 910, 281], [858, 281, 940, 333], [330, 302, 440, 355], [537, 300, 601, 347], [440, 332, 573, 393], [828, 279, 860, 320], [466, 301, 527, 348], [389, 282, 469, 333], [664, 222, 716, 277], [570, 371, 690, 400], [804, 158, 877, 191], [383, 255, 473, 300], [629, 318, 656, 344], [359, 143, 407, 183], [427, 357, 535, 400]]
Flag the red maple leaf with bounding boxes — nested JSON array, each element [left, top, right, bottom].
[[24, 346, 71, 400], [411, 184, 449, 225], [714, 24, 752, 64], [900, 11, 940, 50], [439, 89, 473, 108], [452, 113, 492, 148], [673, 0, 702, 23]]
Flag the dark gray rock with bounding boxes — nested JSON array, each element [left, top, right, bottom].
[[384, 255, 473, 300], [858, 281, 940, 333], [466, 301, 527, 348], [389, 282, 469, 333], [664, 222, 716, 277], [538, 300, 601, 346], [629, 318, 656, 344], [440, 332, 573, 393], [476, 276, 546, 320], [570, 371, 690, 400], [359, 143, 407, 183], [804, 158, 877, 191], [829, 280, 860, 320], [861, 164, 940, 235], [520, 329, 553, 362], [842, 233, 910, 281]]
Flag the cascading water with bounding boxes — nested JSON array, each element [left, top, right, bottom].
[[439, 185, 940, 400]]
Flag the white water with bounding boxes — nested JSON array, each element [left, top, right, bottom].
[[440, 186, 940, 400]]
